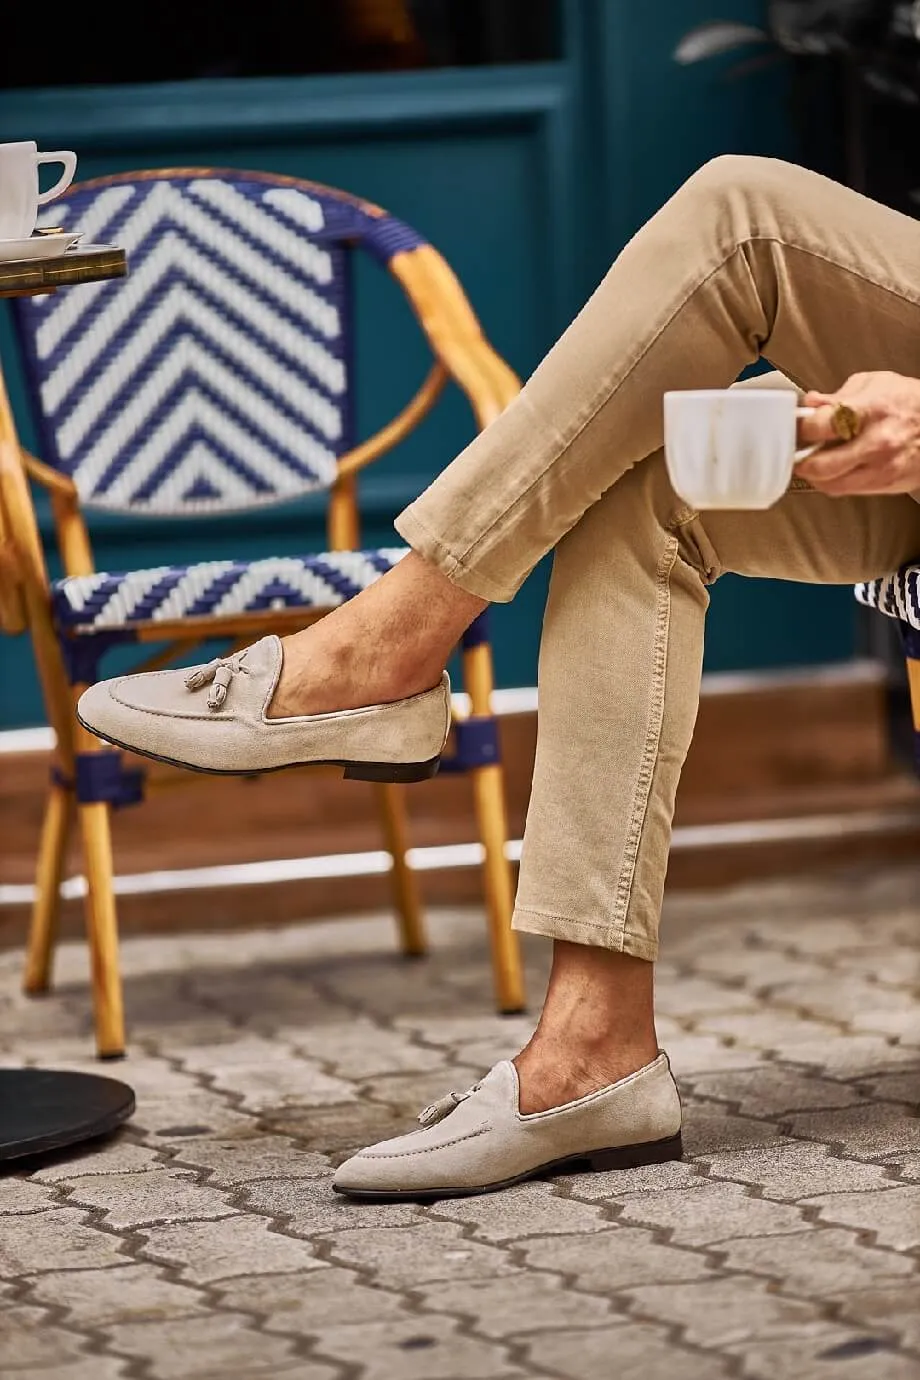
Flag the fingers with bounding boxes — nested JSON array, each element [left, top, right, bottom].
[[794, 437, 865, 486], [797, 401, 845, 448]]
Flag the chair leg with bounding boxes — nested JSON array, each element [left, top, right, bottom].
[[461, 622, 526, 1015], [373, 782, 428, 957], [23, 780, 75, 995], [77, 798, 126, 1059], [470, 762, 526, 1014]]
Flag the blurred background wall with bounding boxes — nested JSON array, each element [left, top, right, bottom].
[[0, 0, 903, 729]]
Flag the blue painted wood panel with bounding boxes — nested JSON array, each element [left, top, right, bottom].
[[0, 4, 866, 728]]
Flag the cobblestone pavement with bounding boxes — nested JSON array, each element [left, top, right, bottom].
[[1, 862, 919, 1380]]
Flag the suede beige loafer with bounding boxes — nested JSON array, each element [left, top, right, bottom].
[[333, 1052, 682, 1201], [76, 635, 451, 781]]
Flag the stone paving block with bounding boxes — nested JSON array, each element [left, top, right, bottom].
[[559, 1157, 703, 1200], [282, 1019, 449, 1079], [0, 1359, 130, 1380], [29, 1137, 164, 1182], [701, 1142, 899, 1198], [828, 947, 920, 987], [683, 948, 836, 991], [680, 1104, 791, 1156], [258, 1100, 405, 1159], [0, 1303, 91, 1369], [613, 1181, 805, 1244], [324, 1221, 516, 1287], [138, 1215, 324, 1283], [0, 1208, 128, 1273], [521, 1322, 732, 1380], [358, 1068, 483, 1119], [779, 1035, 920, 1079], [428, 1182, 609, 1241], [1, 1178, 60, 1213], [766, 977, 918, 1034], [725, 1327, 919, 1380], [420, 1272, 619, 1338], [694, 1010, 842, 1054], [519, 1225, 715, 1291], [27, 1263, 207, 1326], [60, 1169, 236, 1229], [665, 1035, 767, 1074], [787, 1103, 920, 1159], [889, 1153, 920, 1181], [655, 974, 760, 1020], [716, 1226, 916, 1293], [684, 1067, 869, 1118], [855, 1069, 920, 1105], [166, 1135, 330, 1186], [215, 1268, 408, 1330], [626, 1276, 823, 1348], [802, 1185, 920, 1250], [240, 1175, 421, 1233], [130, 1090, 257, 1143], [208, 1060, 356, 1116], [103, 1313, 301, 1379], [829, 1283, 920, 1351], [177, 1034, 302, 1071], [391, 1014, 534, 1053], [307, 1316, 520, 1380]]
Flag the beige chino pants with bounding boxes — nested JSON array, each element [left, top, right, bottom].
[[395, 156, 920, 960]]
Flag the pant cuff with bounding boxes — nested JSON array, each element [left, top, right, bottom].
[[512, 908, 659, 962], [393, 505, 516, 603]]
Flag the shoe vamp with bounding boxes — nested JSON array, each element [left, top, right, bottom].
[[110, 667, 265, 721]]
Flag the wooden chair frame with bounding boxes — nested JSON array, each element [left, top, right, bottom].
[[0, 206, 527, 1058]]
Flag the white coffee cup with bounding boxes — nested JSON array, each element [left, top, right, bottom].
[[663, 388, 819, 510], [0, 140, 77, 242]]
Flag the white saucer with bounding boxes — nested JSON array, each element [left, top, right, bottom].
[[0, 232, 83, 263]]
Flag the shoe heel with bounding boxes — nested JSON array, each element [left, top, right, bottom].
[[343, 757, 441, 784], [586, 1132, 683, 1173]]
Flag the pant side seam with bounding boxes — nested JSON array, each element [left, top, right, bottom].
[[611, 532, 678, 936]]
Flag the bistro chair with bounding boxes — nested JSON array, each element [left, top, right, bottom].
[[855, 563, 920, 772], [0, 168, 526, 1058]]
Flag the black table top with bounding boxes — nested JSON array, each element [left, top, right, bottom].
[[0, 1067, 135, 1164]]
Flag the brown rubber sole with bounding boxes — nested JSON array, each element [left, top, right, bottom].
[[333, 1131, 683, 1203], [75, 710, 442, 783]]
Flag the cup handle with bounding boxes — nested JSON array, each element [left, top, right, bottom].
[[35, 151, 77, 205], [794, 405, 821, 463]]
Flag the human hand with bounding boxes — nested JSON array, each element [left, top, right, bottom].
[[795, 371, 920, 496]]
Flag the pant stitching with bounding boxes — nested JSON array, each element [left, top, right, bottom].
[[513, 907, 659, 960], [611, 532, 678, 938]]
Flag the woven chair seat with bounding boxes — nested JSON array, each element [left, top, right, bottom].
[[855, 566, 920, 632], [53, 547, 409, 633]]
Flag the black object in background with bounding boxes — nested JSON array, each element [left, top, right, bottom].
[[0, 0, 560, 89]]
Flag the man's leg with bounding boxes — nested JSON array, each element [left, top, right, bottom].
[[511, 440, 920, 1112], [273, 153, 920, 717]]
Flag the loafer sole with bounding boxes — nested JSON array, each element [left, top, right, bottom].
[[75, 709, 442, 784], [334, 1130, 683, 1202]]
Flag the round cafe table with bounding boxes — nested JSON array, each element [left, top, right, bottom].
[[0, 239, 135, 1165]]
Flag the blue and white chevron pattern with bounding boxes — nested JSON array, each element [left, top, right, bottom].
[[855, 565, 920, 632], [18, 175, 357, 515], [53, 547, 410, 632]]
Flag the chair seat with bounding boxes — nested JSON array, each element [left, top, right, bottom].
[[52, 547, 410, 633], [855, 565, 920, 631]]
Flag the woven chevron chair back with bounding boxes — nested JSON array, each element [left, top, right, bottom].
[[11, 169, 425, 517]]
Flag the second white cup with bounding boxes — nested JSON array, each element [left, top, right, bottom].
[[663, 388, 818, 510], [0, 140, 77, 242]]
